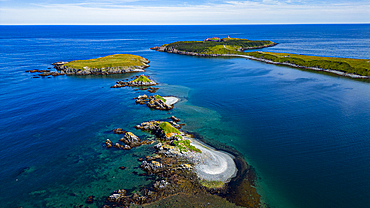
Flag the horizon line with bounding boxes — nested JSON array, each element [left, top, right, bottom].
[[1, 22, 370, 26]]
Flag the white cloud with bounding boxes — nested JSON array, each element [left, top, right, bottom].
[[0, 1, 369, 24]]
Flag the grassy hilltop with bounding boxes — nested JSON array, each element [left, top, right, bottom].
[[63, 54, 149, 70], [160, 37, 276, 54], [246, 52, 370, 76]]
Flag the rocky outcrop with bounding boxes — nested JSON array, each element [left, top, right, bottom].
[[113, 128, 127, 134], [134, 94, 175, 110], [146, 97, 173, 110], [53, 64, 148, 75], [111, 75, 157, 88], [135, 121, 182, 141], [104, 132, 153, 150]]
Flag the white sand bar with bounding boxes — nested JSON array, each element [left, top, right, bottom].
[[184, 138, 237, 182], [163, 97, 179, 106]]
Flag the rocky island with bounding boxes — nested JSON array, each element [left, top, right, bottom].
[[53, 54, 150, 75], [111, 74, 157, 88], [135, 94, 179, 110], [151, 37, 277, 57]]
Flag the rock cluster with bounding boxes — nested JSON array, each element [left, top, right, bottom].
[[111, 75, 157, 88], [135, 121, 183, 141], [113, 128, 127, 134], [26, 69, 51, 73], [105, 132, 153, 150], [140, 160, 164, 173], [26, 69, 65, 77], [134, 94, 174, 110]]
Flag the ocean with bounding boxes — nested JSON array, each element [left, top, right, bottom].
[[0, 24, 370, 207]]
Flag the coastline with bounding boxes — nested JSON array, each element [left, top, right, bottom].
[[235, 54, 370, 79], [152, 46, 370, 79], [104, 73, 265, 207]]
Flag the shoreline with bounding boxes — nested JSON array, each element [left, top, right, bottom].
[[180, 136, 238, 182], [162, 96, 179, 106], [232, 54, 370, 79], [152, 45, 369, 80]]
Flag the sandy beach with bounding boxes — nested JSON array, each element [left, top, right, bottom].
[[163, 96, 179, 106], [183, 137, 237, 182]]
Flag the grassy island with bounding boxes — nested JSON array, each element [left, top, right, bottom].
[[152, 37, 277, 55], [53, 54, 150, 75], [64, 54, 149, 70]]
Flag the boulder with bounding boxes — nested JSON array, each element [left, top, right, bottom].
[[170, 116, 180, 122]]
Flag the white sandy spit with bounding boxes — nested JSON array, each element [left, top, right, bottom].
[[163, 97, 179, 106], [183, 138, 237, 182]]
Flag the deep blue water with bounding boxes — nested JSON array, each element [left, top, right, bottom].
[[0, 25, 370, 208]]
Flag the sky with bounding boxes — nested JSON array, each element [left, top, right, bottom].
[[0, 0, 369, 25]]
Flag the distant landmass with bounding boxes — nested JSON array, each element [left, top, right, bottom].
[[152, 37, 370, 79]]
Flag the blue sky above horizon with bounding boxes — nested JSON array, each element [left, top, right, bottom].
[[0, 0, 369, 25]]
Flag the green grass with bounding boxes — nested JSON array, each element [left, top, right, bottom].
[[154, 95, 166, 102], [200, 180, 225, 189], [245, 51, 370, 76], [162, 38, 275, 54], [63, 54, 148, 70], [159, 122, 181, 136], [173, 140, 202, 153], [132, 75, 153, 83]]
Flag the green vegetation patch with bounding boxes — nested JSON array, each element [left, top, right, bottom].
[[173, 140, 202, 153], [63, 54, 148, 70], [200, 180, 225, 189], [159, 122, 181, 135], [245, 51, 370, 76], [132, 75, 153, 83], [162, 38, 275, 54], [154, 95, 166, 102]]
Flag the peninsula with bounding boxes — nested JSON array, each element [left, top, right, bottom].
[[53, 54, 150, 75], [152, 37, 370, 79], [244, 52, 370, 78]]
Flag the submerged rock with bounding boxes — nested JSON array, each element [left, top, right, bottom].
[[85, 195, 94, 204]]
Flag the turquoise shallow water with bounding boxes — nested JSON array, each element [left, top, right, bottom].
[[0, 25, 370, 207]]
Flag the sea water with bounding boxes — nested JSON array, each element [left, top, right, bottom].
[[0, 25, 370, 207]]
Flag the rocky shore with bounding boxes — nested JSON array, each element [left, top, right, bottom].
[[239, 55, 370, 79], [52, 55, 150, 75], [102, 118, 263, 208], [135, 94, 179, 110], [53, 63, 148, 75]]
